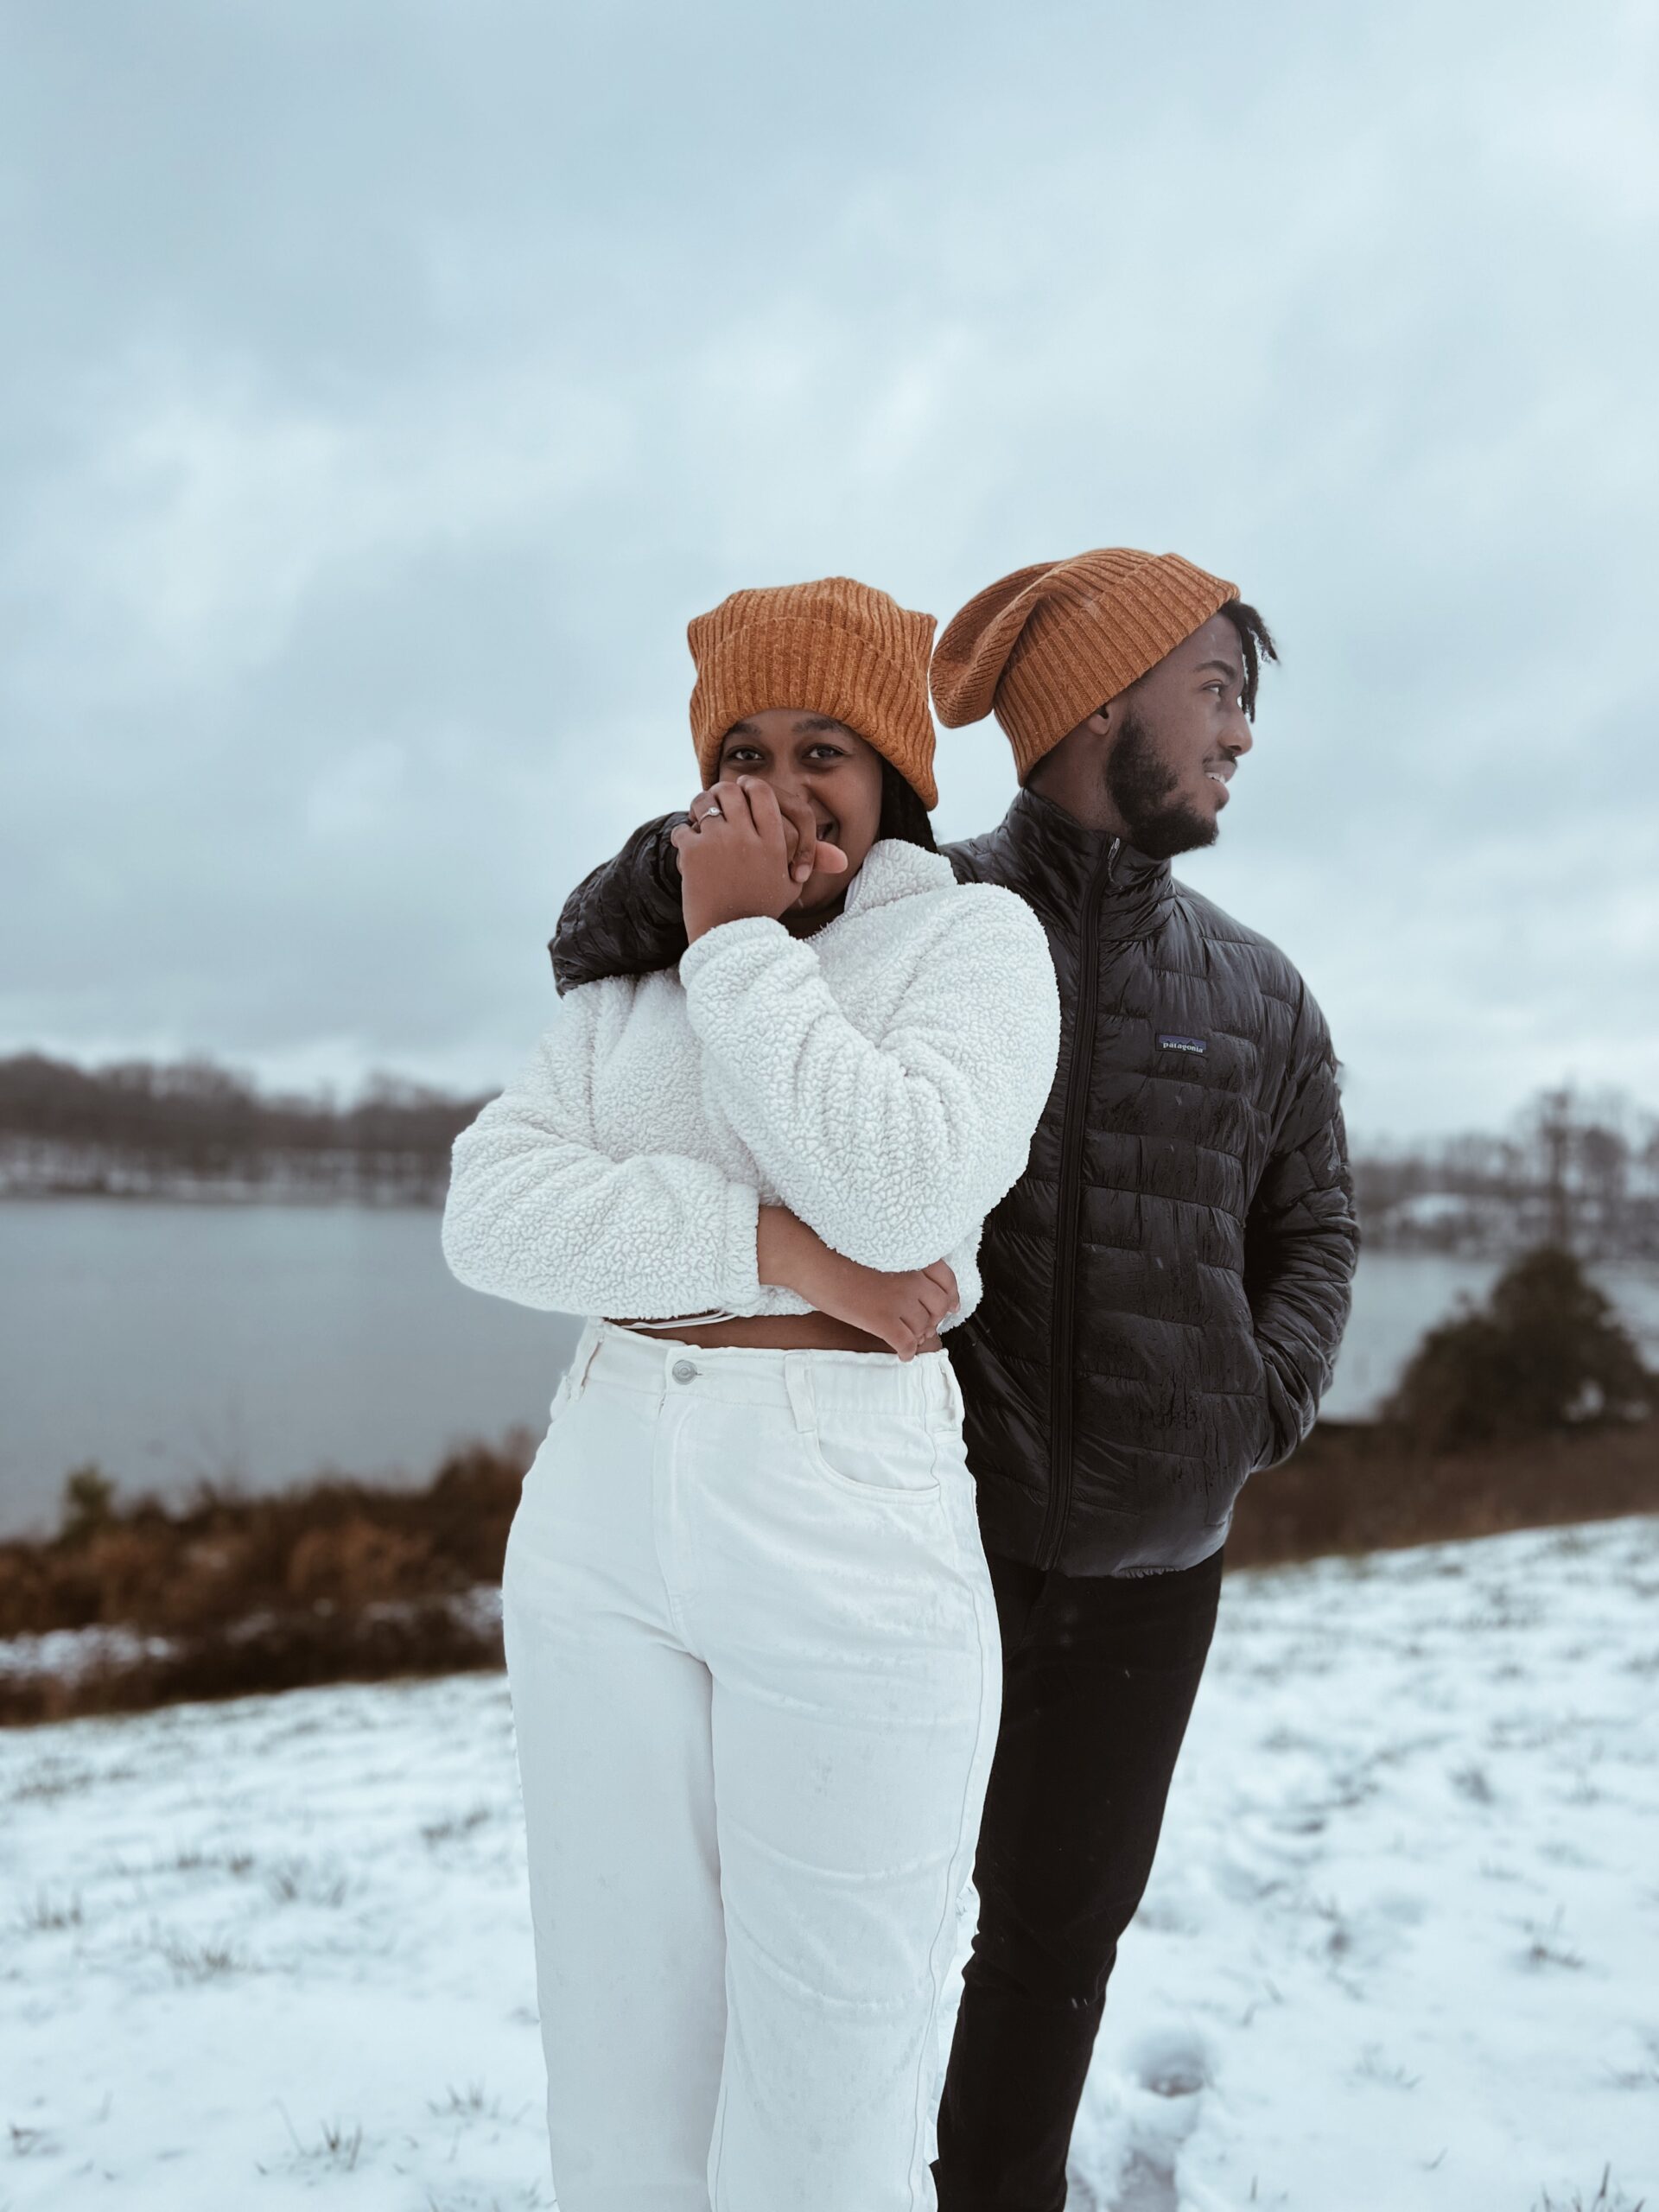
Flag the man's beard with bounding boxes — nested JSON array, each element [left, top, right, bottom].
[[1103, 709, 1217, 860]]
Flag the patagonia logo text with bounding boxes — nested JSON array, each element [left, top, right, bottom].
[[1158, 1034, 1207, 1054]]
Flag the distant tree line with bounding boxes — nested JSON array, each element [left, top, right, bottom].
[[0, 1052, 488, 1204], [3, 1054, 1656, 1255], [1352, 1085, 1659, 1262]]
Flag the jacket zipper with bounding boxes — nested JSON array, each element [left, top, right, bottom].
[[1035, 835, 1118, 1571]]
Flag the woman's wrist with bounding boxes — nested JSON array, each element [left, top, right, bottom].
[[683, 894, 773, 945], [756, 1206, 828, 1300]]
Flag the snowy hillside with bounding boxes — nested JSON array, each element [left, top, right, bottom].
[[3, 1517, 1656, 2212]]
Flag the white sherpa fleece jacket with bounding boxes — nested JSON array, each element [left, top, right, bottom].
[[442, 837, 1060, 1330]]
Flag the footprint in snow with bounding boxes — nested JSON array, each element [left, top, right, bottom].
[[1099, 2028, 1215, 2212]]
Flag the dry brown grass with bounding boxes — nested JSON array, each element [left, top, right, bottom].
[[1226, 1414, 1658, 1566], [3, 1414, 1653, 1726], [1, 1596, 505, 1726], [0, 1434, 533, 1725], [0, 1435, 532, 1643]]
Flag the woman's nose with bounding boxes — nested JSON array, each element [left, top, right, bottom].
[[767, 772, 813, 813]]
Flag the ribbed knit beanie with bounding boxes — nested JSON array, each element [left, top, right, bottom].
[[688, 576, 939, 809], [931, 550, 1238, 781]]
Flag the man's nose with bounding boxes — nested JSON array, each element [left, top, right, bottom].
[[1228, 708, 1255, 756]]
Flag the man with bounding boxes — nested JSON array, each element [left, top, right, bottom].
[[546, 549, 1358, 2209]]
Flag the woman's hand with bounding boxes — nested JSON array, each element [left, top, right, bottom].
[[759, 1207, 959, 1361], [671, 777, 797, 940], [671, 776, 848, 931]]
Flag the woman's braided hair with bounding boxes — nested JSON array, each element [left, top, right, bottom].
[[875, 756, 938, 852]]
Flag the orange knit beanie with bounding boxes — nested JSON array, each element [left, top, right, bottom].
[[931, 549, 1238, 781], [688, 576, 939, 809]]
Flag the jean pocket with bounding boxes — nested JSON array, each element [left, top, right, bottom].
[[806, 1414, 944, 1503]]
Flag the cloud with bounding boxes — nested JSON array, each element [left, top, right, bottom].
[[1, 0, 1654, 1138], [9, 351, 631, 702]]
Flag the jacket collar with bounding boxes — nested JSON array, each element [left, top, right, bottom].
[[990, 786, 1176, 937], [840, 836, 958, 918]]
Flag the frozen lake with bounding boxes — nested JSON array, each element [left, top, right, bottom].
[[3, 1197, 1656, 1540]]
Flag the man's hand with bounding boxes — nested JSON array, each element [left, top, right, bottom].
[[758, 1207, 959, 1361], [672, 776, 849, 893]]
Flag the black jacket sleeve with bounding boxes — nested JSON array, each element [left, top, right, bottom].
[[550, 822, 981, 993], [1243, 989, 1361, 1465], [548, 813, 691, 996]]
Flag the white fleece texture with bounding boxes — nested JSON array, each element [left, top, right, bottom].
[[442, 839, 1060, 1327]]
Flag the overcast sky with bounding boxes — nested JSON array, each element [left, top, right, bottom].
[[2, 0, 1654, 1141]]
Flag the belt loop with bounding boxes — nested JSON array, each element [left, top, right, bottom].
[[570, 1324, 603, 1397], [938, 1353, 962, 1426], [782, 1353, 817, 1437]]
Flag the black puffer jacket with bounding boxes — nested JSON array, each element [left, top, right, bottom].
[[549, 786, 1359, 1575]]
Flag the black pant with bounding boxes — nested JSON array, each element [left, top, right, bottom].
[[933, 1544, 1225, 2211]]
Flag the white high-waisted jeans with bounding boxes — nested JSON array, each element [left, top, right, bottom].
[[500, 1319, 1001, 2212]]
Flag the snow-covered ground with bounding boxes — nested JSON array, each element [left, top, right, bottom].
[[3, 1517, 1656, 2212]]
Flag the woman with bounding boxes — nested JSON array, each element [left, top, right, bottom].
[[442, 575, 1059, 2211]]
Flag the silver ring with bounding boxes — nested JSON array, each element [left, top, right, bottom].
[[698, 802, 723, 823]]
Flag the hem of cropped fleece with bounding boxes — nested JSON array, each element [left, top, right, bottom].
[[502, 1319, 1001, 2212]]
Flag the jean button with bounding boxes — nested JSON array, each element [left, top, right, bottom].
[[671, 1359, 698, 1384]]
